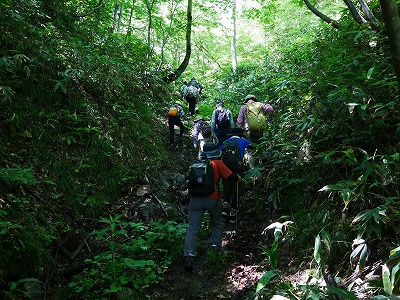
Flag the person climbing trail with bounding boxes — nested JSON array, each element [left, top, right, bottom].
[[183, 142, 241, 272], [211, 101, 234, 148], [167, 102, 185, 146], [236, 94, 274, 144], [220, 127, 251, 225]]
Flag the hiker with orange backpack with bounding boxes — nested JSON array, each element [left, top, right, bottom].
[[167, 103, 185, 145], [236, 94, 274, 144], [183, 142, 241, 272]]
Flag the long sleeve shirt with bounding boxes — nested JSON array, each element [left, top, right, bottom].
[[236, 100, 274, 130], [211, 108, 235, 132]]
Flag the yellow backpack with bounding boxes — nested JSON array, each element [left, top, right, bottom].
[[247, 102, 265, 131]]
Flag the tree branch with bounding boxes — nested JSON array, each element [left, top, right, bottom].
[[303, 0, 341, 29]]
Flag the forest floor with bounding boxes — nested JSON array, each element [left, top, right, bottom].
[[146, 125, 305, 300]]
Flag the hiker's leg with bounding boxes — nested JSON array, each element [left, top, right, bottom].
[[250, 130, 263, 144], [207, 198, 223, 248], [222, 180, 232, 206], [168, 119, 175, 144], [184, 197, 206, 257], [231, 172, 244, 210], [178, 119, 184, 137], [188, 98, 195, 115]]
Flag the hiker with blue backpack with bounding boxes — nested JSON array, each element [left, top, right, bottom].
[[220, 127, 251, 224], [184, 142, 241, 271], [211, 101, 234, 148], [236, 94, 274, 144]]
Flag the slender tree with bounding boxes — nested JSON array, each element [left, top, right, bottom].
[[379, 0, 400, 88], [163, 0, 192, 83], [343, 0, 366, 24], [358, 0, 379, 24], [231, 0, 237, 74]]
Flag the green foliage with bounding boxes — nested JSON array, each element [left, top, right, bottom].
[[0, 166, 37, 185], [0, 196, 53, 290], [69, 216, 187, 298]]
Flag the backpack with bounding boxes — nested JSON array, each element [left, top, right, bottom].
[[185, 85, 199, 99], [216, 109, 230, 128], [246, 102, 266, 131], [168, 105, 179, 117], [187, 160, 215, 195], [221, 138, 246, 173], [199, 121, 212, 137]]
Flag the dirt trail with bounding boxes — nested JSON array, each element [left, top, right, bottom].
[[148, 126, 293, 300]]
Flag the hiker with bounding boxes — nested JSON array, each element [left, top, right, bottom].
[[236, 94, 274, 144], [192, 116, 218, 159], [211, 101, 234, 148], [188, 77, 203, 94], [219, 127, 251, 224], [184, 142, 241, 271], [179, 81, 188, 98], [183, 84, 200, 117], [167, 103, 185, 145]]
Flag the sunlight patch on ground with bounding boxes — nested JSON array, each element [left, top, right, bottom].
[[226, 264, 264, 292]]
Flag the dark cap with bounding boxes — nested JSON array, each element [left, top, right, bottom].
[[228, 127, 246, 137], [244, 94, 257, 103], [202, 142, 221, 159]]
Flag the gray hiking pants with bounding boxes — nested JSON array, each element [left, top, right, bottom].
[[184, 197, 223, 257]]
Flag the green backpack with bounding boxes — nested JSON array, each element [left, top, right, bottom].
[[246, 102, 266, 131]]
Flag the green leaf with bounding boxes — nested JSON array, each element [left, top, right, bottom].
[[256, 270, 277, 293], [367, 67, 375, 79], [359, 244, 368, 273], [314, 235, 321, 264], [327, 286, 357, 300], [382, 264, 392, 295]]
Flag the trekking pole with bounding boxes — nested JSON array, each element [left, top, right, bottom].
[[236, 180, 239, 231]]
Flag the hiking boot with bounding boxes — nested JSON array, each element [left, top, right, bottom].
[[222, 202, 230, 217], [184, 256, 193, 272], [210, 244, 222, 252], [228, 209, 237, 224]]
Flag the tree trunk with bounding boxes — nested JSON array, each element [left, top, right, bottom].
[[231, 0, 237, 75], [379, 0, 400, 88], [343, 0, 366, 24], [112, 0, 119, 32], [145, 0, 155, 63], [163, 0, 192, 83], [303, 0, 341, 28], [117, 5, 123, 32], [126, 0, 135, 37], [358, 0, 379, 24]]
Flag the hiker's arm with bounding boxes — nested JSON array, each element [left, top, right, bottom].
[[236, 106, 246, 128], [261, 103, 274, 114], [225, 174, 241, 182], [229, 111, 234, 128], [210, 110, 217, 132], [193, 124, 199, 147]]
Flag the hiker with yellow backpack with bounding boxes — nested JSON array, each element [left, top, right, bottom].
[[236, 94, 274, 144]]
